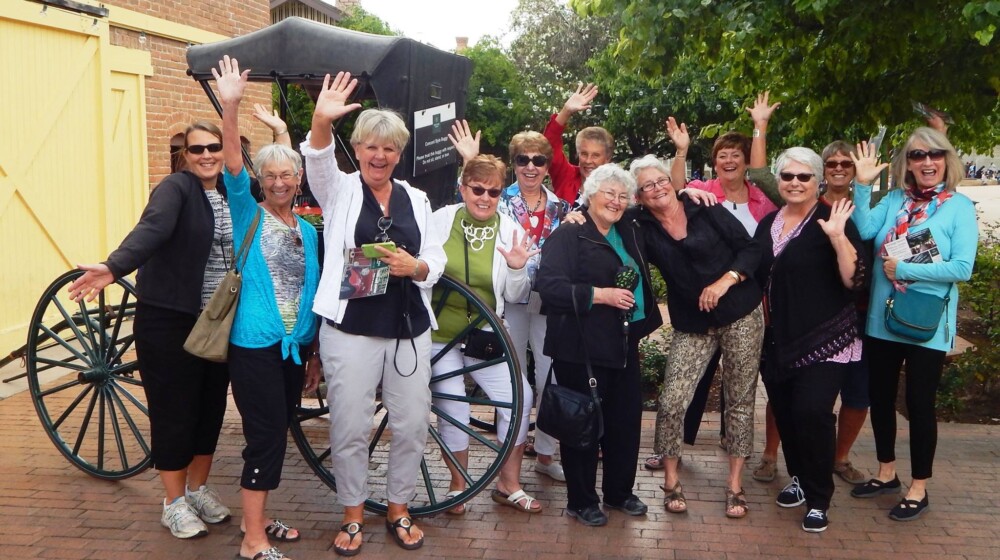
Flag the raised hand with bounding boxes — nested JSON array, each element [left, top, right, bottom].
[[817, 198, 855, 239], [313, 72, 362, 125], [447, 120, 481, 163], [851, 140, 889, 185], [746, 91, 780, 125], [563, 83, 599, 114], [212, 55, 249, 107], [252, 103, 287, 132], [67, 264, 115, 302], [666, 116, 690, 153], [496, 230, 540, 270]]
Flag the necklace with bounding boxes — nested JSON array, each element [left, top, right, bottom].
[[522, 191, 545, 228], [461, 219, 497, 252], [262, 206, 302, 246]]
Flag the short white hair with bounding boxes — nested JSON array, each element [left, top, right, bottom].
[[253, 143, 302, 177], [581, 163, 636, 207], [628, 154, 670, 180], [774, 147, 823, 180]]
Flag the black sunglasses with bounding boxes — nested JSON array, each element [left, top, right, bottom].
[[906, 149, 947, 162], [514, 154, 549, 167], [375, 215, 392, 243], [824, 160, 854, 170], [187, 143, 223, 155], [779, 172, 815, 182], [463, 184, 502, 198]]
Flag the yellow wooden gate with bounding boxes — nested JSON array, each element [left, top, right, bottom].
[[0, 2, 152, 355]]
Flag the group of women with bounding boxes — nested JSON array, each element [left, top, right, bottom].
[[66, 59, 978, 558]]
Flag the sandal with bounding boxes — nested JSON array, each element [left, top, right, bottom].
[[238, 546, 285, 560], [752, 457, 777, 482], [524, 436, 537, 457], [333, 521, 364, 557], [240, 519, 300, 543], [644, 454, 681, 470], [385, 516, 423, 551], [660, 482, 687, 514], [444, 490, 466, 515], [725, 488, 749, 519], [490, 489, 542, 513]]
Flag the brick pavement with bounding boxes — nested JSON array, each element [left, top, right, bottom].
[[1, 378, 998, 560]]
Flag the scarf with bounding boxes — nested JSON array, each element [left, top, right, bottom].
[[881, 182, 951, 291]]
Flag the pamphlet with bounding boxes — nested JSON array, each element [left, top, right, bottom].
[[340, 247, 390, 299], [884, 228, 942, 264]]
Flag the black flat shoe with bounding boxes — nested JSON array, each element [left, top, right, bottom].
[[851, 476, 901, 498], [603, 495, 648, 516], [565, 505, 608, 526], [889, 493, 930, 521]]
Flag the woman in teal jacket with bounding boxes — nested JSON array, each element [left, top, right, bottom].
[[217, 56, 321, 560], [848, 127, 978, 522]]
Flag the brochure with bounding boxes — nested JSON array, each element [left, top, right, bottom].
[[340, 247, 390, 299]]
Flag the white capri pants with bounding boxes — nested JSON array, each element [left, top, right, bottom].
[[504, 292, 558, 456], [319, 323, 432, 506], [430, 341, 532, 452]]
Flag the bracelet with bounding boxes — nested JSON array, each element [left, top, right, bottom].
[[727, 270, 741, 283], [752, 128, 761, 138], [274, 128, 288, 136], [411, 260, 421, 277]]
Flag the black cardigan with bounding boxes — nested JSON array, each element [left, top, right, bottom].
[[638, 200, 762, 334], [753, 203, 867, 374], [536, 209, 663, 369], [105, 171, 224, 316]]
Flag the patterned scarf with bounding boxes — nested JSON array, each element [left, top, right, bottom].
[[881, 182, 951, 291]]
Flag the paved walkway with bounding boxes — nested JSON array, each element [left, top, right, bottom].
[[1, 376, 998, 560]]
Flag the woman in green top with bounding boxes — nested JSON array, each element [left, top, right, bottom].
[[427, 155, 541, 514]]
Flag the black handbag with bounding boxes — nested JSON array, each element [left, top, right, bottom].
[[535, 297, 604, 450], [460, 232, 506, 361]]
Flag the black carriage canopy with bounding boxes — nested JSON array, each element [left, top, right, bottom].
[[186, 17, 473, 207]]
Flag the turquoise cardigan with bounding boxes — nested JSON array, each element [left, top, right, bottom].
[[851, 182, 978, 351], [225, 168, 320, 363]]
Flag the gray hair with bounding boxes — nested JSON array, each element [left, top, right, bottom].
[[581, 163, 637, 207], [774, 147, 823, 181], [350, 109, 410, 152], [628, 154, 670, 181], [891, 127, 963, 192], [252, 143, 302, 177]]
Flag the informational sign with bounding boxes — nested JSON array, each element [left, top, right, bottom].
[[413, 102, 457, 176]]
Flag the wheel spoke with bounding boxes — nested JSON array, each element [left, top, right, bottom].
[[427, 426, 476, 486], [33, 355, 89, 373], [38, 377, 87, 399], [431, 391, 515, 411], [295, 406, 329, 422], [107, 334, 136, 368], [50, 296, 97, 364], [102, 386, 131, 469], [430, 405, 501, 452], [37, 324, 91, 366], [51, 383, 95, 430], [71, 388, 100, 456], [96, 387, 107, 471], [107, 383, 150, 457], [109, 379, 149, 416]]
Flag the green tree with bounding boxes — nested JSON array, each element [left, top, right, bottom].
[[573, 0, 1000, 152], [463, 39, 533, 157]]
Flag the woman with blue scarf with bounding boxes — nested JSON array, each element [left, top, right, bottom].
[[848, 127, 978, 522]]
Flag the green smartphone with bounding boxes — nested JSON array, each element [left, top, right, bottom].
[[361, 242, 396, 258]]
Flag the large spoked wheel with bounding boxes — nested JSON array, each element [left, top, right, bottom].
[[26, 269, 149, 480], [290, 274, 522, 517]]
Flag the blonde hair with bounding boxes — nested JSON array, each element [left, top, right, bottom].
[[890, 127, 963, 192], [350, 109, 410, 152], [508, 131, 553, 160], [461, 155, 506, 186]]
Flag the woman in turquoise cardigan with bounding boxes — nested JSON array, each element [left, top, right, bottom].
[[217, 56, 321, 560], [848, 127, 978, 522]]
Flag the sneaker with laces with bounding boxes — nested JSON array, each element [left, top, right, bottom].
[[802, 508, 828, 532], [186, 485, 231, 524], [776, 476, 806, 508], [162, 497, 208, 539]]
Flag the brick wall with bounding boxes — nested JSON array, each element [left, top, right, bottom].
[[105, 1, 274, 188]]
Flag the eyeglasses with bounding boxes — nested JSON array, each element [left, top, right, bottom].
[[375, 215, 392, 243], [186, 143, 223, 155], [463, 184, 502, 198], [598, 190, 630, 203], [639, 177, 671, 192], [514, 154, 549, 167], [906, 149, 947, 162], [824, 160, 854, 170], [778, 172, 816, 182], [262, 172, 297, 184]]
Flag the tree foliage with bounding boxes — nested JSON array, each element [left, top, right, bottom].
[[463, 39, 534, 158], [572, 0, 1000, 153]]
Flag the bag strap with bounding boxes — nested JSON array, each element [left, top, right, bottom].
[[571, 295, 604, 426], [233, 209, 262, 274]]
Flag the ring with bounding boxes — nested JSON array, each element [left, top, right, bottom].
[[619, 299, 625, 304]]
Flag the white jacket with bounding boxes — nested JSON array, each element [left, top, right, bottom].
[[301, 137, 447, 328], [428, 204, 531, 324]]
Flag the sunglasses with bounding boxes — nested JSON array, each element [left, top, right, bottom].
[[186, 143, 223, 155], [463, 184, 502, 198], [514, 154, 549, 167], [824, 160, 855, 170], [375, 215, 392, 243], [779, 172, 816, 182], [906, 149, 947, 162]]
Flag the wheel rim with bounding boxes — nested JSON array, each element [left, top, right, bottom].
[[290, 273, 522, 516], [26, 270, 149, 480]]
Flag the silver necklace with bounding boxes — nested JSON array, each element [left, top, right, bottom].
[[461, 219, 497, 252], [521, 192, 545, 228]]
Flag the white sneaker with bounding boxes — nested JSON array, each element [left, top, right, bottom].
[[534, 460, 566, 482], [186, 485, 231, 524], [162, 497, 208, 539]]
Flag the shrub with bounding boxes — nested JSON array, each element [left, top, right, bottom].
[[639, 327, 672, 409]]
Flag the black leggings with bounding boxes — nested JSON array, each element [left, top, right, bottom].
[[866, 336, 945, 480]]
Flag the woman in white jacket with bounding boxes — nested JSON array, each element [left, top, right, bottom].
[[428, 155, 541, 514]]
